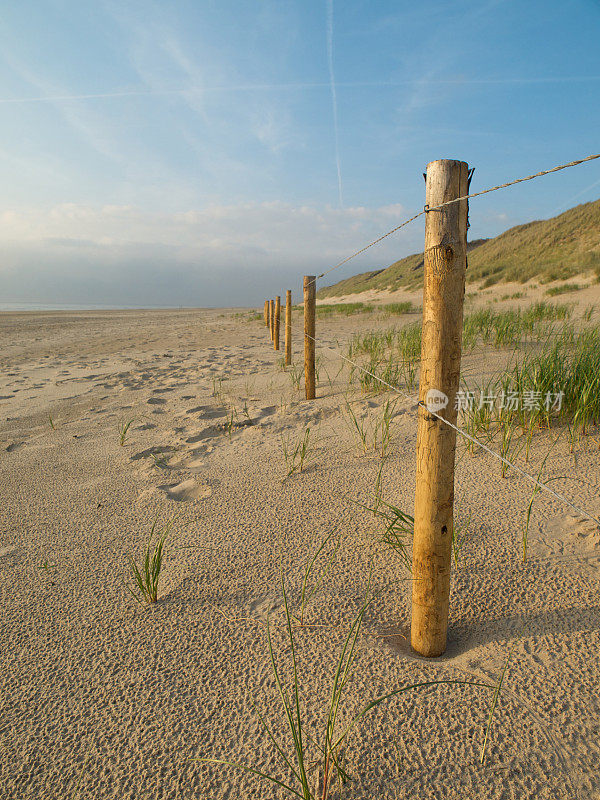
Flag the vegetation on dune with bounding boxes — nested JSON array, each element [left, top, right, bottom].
[[545, 283, 582, 296], [126, 515, 173, 605], [317, 199, 600, 297], [203, 563, 497, 799], [289, 301, 420, 316], [316, 302, 374, 316], [344, 302, 600, 453]]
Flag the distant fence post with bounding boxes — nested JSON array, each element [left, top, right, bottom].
[[411, 159, 469, 658], [285, 289, 292, 366], [264, 300, 269, 327], [269, 299, 274, 341], [303, 276, 316, 400], [274, 295, 281, 350]]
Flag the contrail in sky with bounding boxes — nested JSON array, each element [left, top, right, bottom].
[[1, 76, 600, 105], [327, 0, 343, 208], [551, 176, 600, 215]]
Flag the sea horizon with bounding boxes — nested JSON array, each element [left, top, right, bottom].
[[0, 302, 249, 312]]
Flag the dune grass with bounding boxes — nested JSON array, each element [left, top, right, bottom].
[[126, 515, 173, 604], [281, 427, 313, 477], [381, 302, 416, 315], [316, 302, 374, 316], [545, 283, 583, 296], [347, 323, 421, 394], [288, 363, 302, 391], [339, 303, 600, 478], [462, 302, 572, 350], [202, 567, 497, 798], [367, 499, 413, 569], [344, 398, 398, 456], [317, 199, 600, 297], [118, 418, 135, 446], [344, 303, 571, 396], [312, 301, 416, 318], [295, 529, 340, 628], [460, 323, 600, 453]]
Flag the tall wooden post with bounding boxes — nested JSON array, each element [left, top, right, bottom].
[[274, 295, 281, 350], [269, 299, 274, 341], [264, 300, 269, 327], [285, 289, 292, 366], [411, 159, 469, 658], [303, 276, 316, 400]]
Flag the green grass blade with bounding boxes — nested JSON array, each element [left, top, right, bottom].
[[195, 758, 306, 798], [333, 679, 496, 753], [250, 700, 302, 784], [480, 647, 514, 764]]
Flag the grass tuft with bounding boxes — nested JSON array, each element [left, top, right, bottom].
[[200, 567, 497, 797], [119, 418, 135, 446], [281, 427, 313, 478], [126, 515, 173, 604]]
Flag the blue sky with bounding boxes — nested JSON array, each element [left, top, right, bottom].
[[1, 0, 599, 307]]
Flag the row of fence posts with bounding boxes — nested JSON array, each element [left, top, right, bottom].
[[264, 282, 316, 400], [261, 159, 469, 660]]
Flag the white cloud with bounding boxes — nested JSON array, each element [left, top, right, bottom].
[[0, 201, 421, 306]]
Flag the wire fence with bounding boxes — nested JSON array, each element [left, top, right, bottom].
[[308, 152, 600, 287], [278, 152, 600, 527], [303, 331, 600, 525], [223, 152, 600, 796]]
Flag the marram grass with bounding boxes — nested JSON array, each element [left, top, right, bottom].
[[126, 515, 174, 604], [200, 569, 498, 798]]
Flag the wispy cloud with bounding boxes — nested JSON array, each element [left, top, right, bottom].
[[0, 45, 127, 165], [0, 200, 417, 306], [326, 0, 343, 208]]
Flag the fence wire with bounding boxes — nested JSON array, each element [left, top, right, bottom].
[[301, 330, 600, 527], [271, 152, 600, 526], [310, 152, 600, 287]]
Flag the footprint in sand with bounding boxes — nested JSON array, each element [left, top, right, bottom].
[[147, 397, 167, 405], [161, 479, 212, 502], [6, 442, 25, 453], [182, 457, 206, 470], [248, 596, 282, 621], [186, 427, 219, 444], [532, 513, 600, 558], [186, 406, 228, 420], [131, 445, 177, 462]]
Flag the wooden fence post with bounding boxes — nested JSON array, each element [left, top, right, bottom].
[[285, 290, 292, 366], [269, 299, 274, 341], [303, 276, 316, 400], [264, 300, 269, 327], [274, 295, 281, 350], [411, 159, 469, 658]]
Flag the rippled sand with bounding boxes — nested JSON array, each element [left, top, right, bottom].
[[1, 305, 599, 799]]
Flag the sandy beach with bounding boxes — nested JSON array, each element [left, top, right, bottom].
[[1, 299, 599, 799]]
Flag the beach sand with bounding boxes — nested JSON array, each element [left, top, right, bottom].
[[1, 300, 599, 799]]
